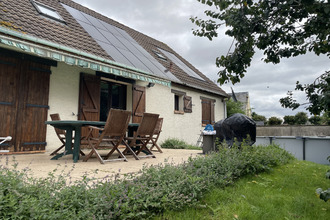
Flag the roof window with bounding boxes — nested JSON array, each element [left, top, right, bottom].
[[153, 50, 167, 60], [31, 1, 65, 23]]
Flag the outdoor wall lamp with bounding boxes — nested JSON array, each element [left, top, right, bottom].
[[147, 82, 155, 88]]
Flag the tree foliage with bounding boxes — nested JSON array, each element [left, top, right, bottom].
[[191, 0, 329, 85], [308, 115, 322, 125], [294, 111, 309, 125], [283, 115, 296, 125], [226, 98, 245, 117], [251, 112, 267, 124], [268, 116, 283, 125], [191, 0, 330, 115], [280, 71, 330, 115]]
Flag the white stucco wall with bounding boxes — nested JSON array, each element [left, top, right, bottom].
[[46, 63, 95, 151], [137, 81, 226, 146], [46, 62, 226, 152]]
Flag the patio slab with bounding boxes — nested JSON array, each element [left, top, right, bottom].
[[0, 149, 202, 184]]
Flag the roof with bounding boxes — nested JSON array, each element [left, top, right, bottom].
[[0, 0, 228, 97]]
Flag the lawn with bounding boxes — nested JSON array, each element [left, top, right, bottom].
[[157, 160, 330, 219]]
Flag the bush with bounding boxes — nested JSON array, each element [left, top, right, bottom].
[[161, 138, 199, 150], [283, 115, 296, 125], [295, 112, 308, 125], [0, 144, 294, 219], [268, 116, 283, 125], [309, 115, 322, 125], [226, 99, 245, 117], [252, 112, 267, 124]]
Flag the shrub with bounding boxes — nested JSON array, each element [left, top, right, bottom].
[[252, 112, 267, 124], [226, 99, 245, 117], [161, 138, 199, 150], [295, 112, 308, 125], [0, 144, 294, 219], [283, 115, 296, 125], [268, 116, 283, 125], [309, 115, 322, 125]]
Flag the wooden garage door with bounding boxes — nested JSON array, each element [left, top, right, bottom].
[[0, 54, 51, 152]]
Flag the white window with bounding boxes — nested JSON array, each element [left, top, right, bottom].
[[32, 1, 64, 22]]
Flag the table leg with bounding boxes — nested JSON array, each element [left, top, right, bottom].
[[51, 128, 73, 160], [73, 126, 81, 163], [65, 128, 73, 154]]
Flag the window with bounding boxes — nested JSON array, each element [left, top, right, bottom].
[[172, 89, 192, 114], [32, 1, 65, 23], [100, 81, 127, 121], [174, 94, 180, 111], [201, 97, 215, 126], [153, 50, 167, 61]]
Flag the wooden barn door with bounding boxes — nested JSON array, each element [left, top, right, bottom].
[[132, 85, 146, 123], [78, 73, 100, 139], [0, 56, 20, 152], [0, 54, 51, 153]]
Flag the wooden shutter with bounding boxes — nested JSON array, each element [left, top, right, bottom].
[[132, 85, 146, 123], [78, 73, 100, 137], [184, 95, 192, 113], [201, 98, 215, 126]]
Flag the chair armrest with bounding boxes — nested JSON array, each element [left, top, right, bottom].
[[88, 125, 104, 131]]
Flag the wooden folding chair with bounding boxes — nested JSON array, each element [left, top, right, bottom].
[[49, 113, 85, 156], [124, 113, 159, 159], [148, 118, 164, 153], [83, 109, 138, 164]]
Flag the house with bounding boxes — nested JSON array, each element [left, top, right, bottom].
[[0, 0, 229, 154]]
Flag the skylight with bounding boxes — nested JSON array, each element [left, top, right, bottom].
[[32, 1, 64, 22], [153, 50, 167, 60]]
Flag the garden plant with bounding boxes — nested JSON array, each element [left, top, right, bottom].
[[0, 141, 295, 219]]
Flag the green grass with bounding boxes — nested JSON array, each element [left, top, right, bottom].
[[157, 160, 330, 219]]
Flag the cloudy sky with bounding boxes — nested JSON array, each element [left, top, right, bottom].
[[73, 0, 329, 119]]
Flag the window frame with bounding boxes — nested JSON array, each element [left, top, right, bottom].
[[171, 89, 185, 114], [31, 0, 65, 23]]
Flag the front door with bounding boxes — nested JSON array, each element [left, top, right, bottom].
[[0, 53, 51, 152]]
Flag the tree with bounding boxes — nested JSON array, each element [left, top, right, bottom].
[[294, 112, 308, 125], [191, 0, 329, 114], [309, 115, 322, 125], [283, 115, 296, 125], [321, 111, 330, 125], [226, 98, 245, 117], [251, 112, 267, 124], [268, 116, 283, 125], [280, 71, 330, 115]]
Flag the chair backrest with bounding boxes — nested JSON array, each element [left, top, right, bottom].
[[136, 113, 159, 137], [50, 113, 65, 136], [102, 109, 131, 138], [154, 118, 163, 135]]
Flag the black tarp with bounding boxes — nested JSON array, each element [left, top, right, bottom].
[[214, 113, 256, 147]]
